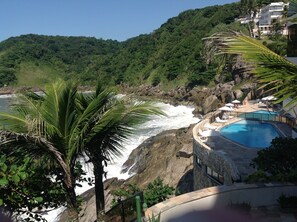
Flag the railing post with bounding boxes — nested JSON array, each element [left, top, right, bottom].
[[120, 199, 125, 222], [136, 196, 142, 222]]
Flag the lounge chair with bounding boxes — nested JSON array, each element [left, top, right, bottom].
[[215, 117, 227, 123], [204, 123, 217, 130], [223, 113, 234, 119], [199, 128, 219, 137], [198, 129, 208, 140]]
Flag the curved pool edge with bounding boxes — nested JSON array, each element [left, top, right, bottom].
[[220, 120, 281, 149]]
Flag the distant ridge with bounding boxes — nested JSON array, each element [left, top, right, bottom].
[[0, 2, 248, 89]]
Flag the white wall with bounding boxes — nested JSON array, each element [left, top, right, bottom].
[[147, 183, 297, 222]]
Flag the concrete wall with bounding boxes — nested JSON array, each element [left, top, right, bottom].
[[146, 183, 297, 222], [192, 120, 240, 190]]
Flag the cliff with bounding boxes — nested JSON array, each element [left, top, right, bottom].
[[58, 125, 195, 222]]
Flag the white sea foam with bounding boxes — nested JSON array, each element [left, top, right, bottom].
[[0, 94, 16, 99]]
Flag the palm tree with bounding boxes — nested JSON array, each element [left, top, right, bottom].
[[0, 81, 82, 221], [74, 85, 164, 221], [204, 31, 297, 107], [0, 80, 164, 221]]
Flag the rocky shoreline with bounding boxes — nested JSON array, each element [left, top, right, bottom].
[[1, 79, 257, 221], [0, 79, 255, 116], [60, 80, 257, 221], [59, 125, 195, 222], [119, 81, 255, 115], [0, 85, 93, 96]]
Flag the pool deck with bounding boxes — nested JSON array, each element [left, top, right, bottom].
[[201, 101, 293, 180]]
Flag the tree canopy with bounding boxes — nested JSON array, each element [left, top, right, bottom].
[[0, 2, 248, 89], [204, 31, 297, 107]]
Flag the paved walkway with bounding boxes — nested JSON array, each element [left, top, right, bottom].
[[251, 206, 297, 222], [146, 183, 297, 222]]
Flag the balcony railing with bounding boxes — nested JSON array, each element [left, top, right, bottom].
[[210, 111, 297, 129]]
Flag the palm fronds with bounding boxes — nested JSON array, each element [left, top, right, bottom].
[[204, 31, 297, 106]]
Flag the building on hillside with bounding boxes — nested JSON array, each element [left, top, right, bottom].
[[258, 2, 288, 35], [287, 14, 297, 56]]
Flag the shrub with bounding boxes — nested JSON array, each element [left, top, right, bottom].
[[144, 177, 174, 207], [247, 138, 297, 183], [278, 194, 297, 209], [151, 75, 161, 87], [111, 178, 174, 209]]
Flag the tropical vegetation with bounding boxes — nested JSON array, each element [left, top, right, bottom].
[[204, 31, 297, 107], [0, 80, 163, 221], [247, 137, 297, 183], [240, 0, 289, 18], [111, 178, 174, 209], [0, 148, 65, 221], [0, 2, 248, 89]]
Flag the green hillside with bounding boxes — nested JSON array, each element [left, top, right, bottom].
[[0, 2, 248, 89]]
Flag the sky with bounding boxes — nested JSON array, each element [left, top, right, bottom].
[[0, 0, 238, 42]]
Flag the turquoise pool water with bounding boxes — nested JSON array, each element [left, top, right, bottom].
[[220, 120, 280, 148], [239, 110, 278, 121]]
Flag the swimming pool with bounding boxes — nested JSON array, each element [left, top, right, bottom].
[[220, 120, 281, 148], [239, 110, 278, 121]]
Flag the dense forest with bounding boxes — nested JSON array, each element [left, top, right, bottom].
[[0, 2, 249, 89]]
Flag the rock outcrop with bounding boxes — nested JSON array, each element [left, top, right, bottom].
[[59, 125, 195, 222], [120, 80, 256, 115], [123, 125, 194, 189], [58, 72, 257, 221]]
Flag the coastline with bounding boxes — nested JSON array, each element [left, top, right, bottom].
[[0, 85, 202, 116], [0, 86, 39, 95], [0, 92, 199, 221]]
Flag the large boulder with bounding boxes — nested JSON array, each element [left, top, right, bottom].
[[124, 125, 195, 188], [202, 95, 220, 114], [59, 125, 196, 222], [233, 90, 243, 99]]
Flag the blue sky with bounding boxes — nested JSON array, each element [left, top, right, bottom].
[[0, 0, 238, 42]]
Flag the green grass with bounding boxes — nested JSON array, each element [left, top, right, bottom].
[[15, 62, 64, 87]]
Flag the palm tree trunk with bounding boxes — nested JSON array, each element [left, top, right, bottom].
[[93, 159, 105, 222], [63, 183, 79, 222]]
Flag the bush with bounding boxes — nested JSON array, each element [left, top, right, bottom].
[[278, 194, 297, 209], [151, 75, 161, 87], [0, 68, 16, 86], [111, 178, 174, 209], [247, 138, 297, 183], [144, 177, 174, 207]]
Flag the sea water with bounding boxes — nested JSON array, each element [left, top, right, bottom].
[[0, 95, 200, 221]]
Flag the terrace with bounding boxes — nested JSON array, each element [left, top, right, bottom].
[[146, 183, 297, 222], [144, 101, 297, 221], [193, 100, 294, 189]]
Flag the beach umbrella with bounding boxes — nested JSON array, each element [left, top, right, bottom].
[[218, 106, 233, 111], [225, 103, 235, 107], [232, 100, 241, 104], [262, 96, 277, 101], [268, 96, 277, 101]]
